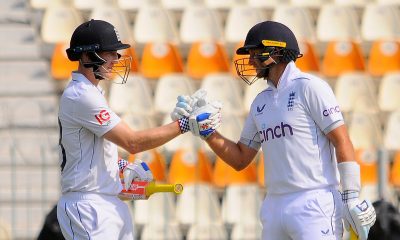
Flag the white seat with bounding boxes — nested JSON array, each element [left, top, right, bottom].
[[316, 4, 361, 42], [133, 5, 179, 44], [0, 0, 29, 23], [161, 0, 203, 10], [200, 73, 244, 115], [30, 0, 50, 9], [272, 5, 316, 42], [0, 25, 40, 60], [180, 6, 224, 44], [290, 0, 327, 8], [108, 75, 154, 116], [0, 218, 11, 240], [118, 0, 160, 10], [231, 222, 263, 240], [176, 183, 223, 226], [383, 110, 400, 150], [73, 0, 97, 10], [378, 72, 400, 112], [333, 0, 370, 7], [248, 0, 289, 8], [186, 223, 228, 240], [121, 112, 155, 130], [225, 6, 266, 44], [133, 192, 178, 226], [41, 2, 83, 43], [90, 5, 133, 42], [334, 73, 378, 113], [221, 184, 262, 225], [243, 79, 268, 113], [154, 74, 195, 115], [0, 166, 60, 202], [361, 3, 400, 42], [205, 0, 246, 10], [349, 112, 383, 149], [0, 203, 55, 240], [140, 222, 182, 240], [160, 114, 201, 153]]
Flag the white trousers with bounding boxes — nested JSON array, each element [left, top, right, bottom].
[[57, 192, 134, 240], [261, 187, 344, 240]]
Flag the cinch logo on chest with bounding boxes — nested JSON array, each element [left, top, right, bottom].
[[259, 122, 294, 142]]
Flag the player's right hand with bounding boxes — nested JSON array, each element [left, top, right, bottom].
[[343, 197, 376, 240], [188, 101, 222, 139], [170, 89, 208, 121], [123, 160, 153, 190]]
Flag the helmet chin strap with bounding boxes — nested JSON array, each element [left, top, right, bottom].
[[81, 52, 107, 80], [260, 56, 278, 80]]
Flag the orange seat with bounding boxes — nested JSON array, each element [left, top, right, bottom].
[[230, 41, 257, 78], [257, 154, 264, 187], [355, 148, 378, 186], [296, 41, 320, 73], [51, 42, 78, 80], [213, 156, 257, 188], [168, 148, 213, 184], [140, 42, 183, 79], [128, 149, 167, 182], [120, 46, 139, 73], [390, 151, 400, 187], [187, 42, 230, 80], [368, 40, 400, 77], [322, 41, 365, 77]]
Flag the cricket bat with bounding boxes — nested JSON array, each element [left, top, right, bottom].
[[118, 181, 183, 200]]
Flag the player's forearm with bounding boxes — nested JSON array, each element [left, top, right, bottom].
[[128, 121, 181, 154], [206, 132, 253, 171], [326, 125, 355, 163]]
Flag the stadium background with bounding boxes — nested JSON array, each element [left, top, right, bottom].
[[0, 0, 400, 239]]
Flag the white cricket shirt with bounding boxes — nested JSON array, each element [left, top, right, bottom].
[[240, 62, 344, 194], [58, 72, 122, 195]]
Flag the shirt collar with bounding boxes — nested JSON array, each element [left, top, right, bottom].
[[267, 61, 301, 91], [71, 71, 104, 94]]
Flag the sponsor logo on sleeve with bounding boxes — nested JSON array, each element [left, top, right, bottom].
[[323, 106, 341, 117], [95, 110, 111, 125]]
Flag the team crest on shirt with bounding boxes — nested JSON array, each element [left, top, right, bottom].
[[95, 109, 111, 125], [287, 91, 296, 111]]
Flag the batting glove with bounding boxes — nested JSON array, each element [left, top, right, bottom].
[[171, 89, 208, 121], [178, 101, 222, 139], [119, 159, 153, 190], [342, 191, 376, 240]]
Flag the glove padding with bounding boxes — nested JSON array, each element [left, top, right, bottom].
[[343, 195, 376, 240], [188, 101, 222, 139], [171, 89, 208, 121], [123, 160, 153, 190]]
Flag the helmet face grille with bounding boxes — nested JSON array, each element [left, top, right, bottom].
[[234, 57, 261, 85]]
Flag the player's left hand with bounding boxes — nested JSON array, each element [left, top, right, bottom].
[[123, 160, 153, 190], [188, 101, 222, 139], [342, 194, 376, 240]]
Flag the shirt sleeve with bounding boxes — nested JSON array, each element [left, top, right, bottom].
[[303, 79, 344, 133], [74, 90, 121, 137], [239, 112, 262, 151]]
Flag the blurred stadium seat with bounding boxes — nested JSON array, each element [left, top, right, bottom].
[[186, 223, 228, 240], [187, 42, 230, 80], [40, 1, 83, 44], [368, 40, 400, 77], [317, 4, 361, 42], [231, 222, 263, 240], [50, 42, 78, 80], [140, 42, 184, 79], [225, 5, 266, 44], [213, 156, 258, 188], [361, 3, 400, 42], [108, 74, 154, 116], [168, 148, 213, 185], [133, 5, 179, 44], [0, 24, 40, 60], [321, 41, 365, 77], [140, 222, 182, 240], [175, 183, 223, 226], [383, 110, 400, 151], [349, 112, 383, 149], [153, 73, 195, 115], [296, 41, 320, 73], [272, 5, 316, 43], [390, 151, 400, 188], [378, 72, 400, 112], [180, 6, 224, 44], [334, 72, 378, 113]]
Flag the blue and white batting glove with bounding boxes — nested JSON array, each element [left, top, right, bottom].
[[171, 89, 208, 121], [119, 159, 153, 190], [342, 191, 376, 240]]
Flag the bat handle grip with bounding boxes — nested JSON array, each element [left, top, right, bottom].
[[146, 183, 184, 196]]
